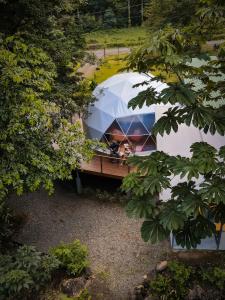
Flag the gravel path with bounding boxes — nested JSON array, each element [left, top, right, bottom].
[[8, 184, 170, 299]]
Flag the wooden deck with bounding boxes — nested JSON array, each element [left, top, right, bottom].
[[81, 154, 134, 179]]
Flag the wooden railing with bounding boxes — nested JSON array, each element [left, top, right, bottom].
[[81, 153, 132, 178]]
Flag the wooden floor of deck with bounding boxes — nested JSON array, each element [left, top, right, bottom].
[[81, 155, 134, 179]]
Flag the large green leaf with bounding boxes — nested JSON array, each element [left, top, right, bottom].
[[128, 87, 159, 109], [126, 195, 156, 218], [190, 142, 218, 174], [152, 107, 182, 136], [174, 216, 216, 249], [160, 83, 196, 105], [159, 202, 186, 231], [141, 219, 169, 243], [199, 178, 225, 204]]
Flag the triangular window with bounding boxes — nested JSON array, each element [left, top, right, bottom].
[[116, 116, 134, 135], [142, 135, 156, 151], [138, 113, 155, 133], [127, 116, 149, 136], [105, 120, 126, 143]]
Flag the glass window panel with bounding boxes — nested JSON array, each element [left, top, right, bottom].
[[105, 120, 126, 142], [128, 135, 149, 152], [138, 113, 155, 133], [142, 135, 156, 151], [127, 119, 149, 136], [116, 116, 134, 134]]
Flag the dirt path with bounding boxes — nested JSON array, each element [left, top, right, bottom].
[[8, 184, 170, 299]]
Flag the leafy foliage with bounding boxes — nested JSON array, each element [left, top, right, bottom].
[[149, 260, 225, 300], [201, 266, 225, 290], [0, 36, 94, 201], [0, 245, 59, 300], [0, 0, 94, 119], [150, 261, 192, 300], [123, 0, 225, 249], [0, 200, 13, 246], [50, 240, 89, 276]]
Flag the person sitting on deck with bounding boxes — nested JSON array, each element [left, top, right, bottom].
[[119, 143, 132, 166], [109, 140, 120, 161]]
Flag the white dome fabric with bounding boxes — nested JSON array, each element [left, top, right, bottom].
[[84, 72, 167, 142]]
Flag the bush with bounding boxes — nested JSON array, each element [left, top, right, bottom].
[[202, 266, 225, 290], [150, 261, 192, 300], [0, 200, 13, 247], [50, 240, 89, 276], [0, 245, 59, 300], [150, 274, 172, 297]]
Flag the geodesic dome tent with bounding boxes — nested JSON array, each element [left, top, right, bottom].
[[84, 72, 168, 154]]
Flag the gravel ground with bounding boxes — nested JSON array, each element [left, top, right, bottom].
[[7, 184, 170, 300]]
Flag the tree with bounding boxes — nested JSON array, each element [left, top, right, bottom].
[[144, 0, 198, 31], [103, 8, 117, 29], [122, 0, 225, 248], [0, 0, 94, 119], [0, 36, 93, 203]]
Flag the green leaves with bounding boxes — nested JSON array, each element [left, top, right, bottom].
[[0, 245, 60, 299], [128, 86, 159, 109], [160, 83, 196, 105], [174, 216, 216, 249], [123, 0, 225, 250], [126, 195, 156, 218], [152, 107, 182, 136], [159, 201, 186, 231], [50, 240, 89, 276], [123, 152, 171, 197], [199, 178, 225, 204], [141, 218, 170, 243], [123, 143, 225, 248], [0, 37, 94, 201]]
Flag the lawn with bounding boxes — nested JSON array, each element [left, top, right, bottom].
[[91, 55, 128, 83], [91, 54, 177, 84], [85, 26, 147, 49]]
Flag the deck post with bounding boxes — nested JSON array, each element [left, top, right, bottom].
[[128, 165, 131, 174], [75, 170, 82, 194], [100, 155, 103, 173]]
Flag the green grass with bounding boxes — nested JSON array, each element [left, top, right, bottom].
[[92, 45, 219, 85], [91, 54, 177, 84], [85, 26, 147, 49], [91, 55, 128, 83]]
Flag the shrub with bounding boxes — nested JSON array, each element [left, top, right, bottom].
[[0, 200, 13, 247], [0, 269, 34, 299], [50, 240, 89, 276], [0, 245, 59, 299], [95, 188, 129, 205], [150, 274, 172, 298], [202, 266, 225, 290], [168, 261, 192, 297], [150, 261, 192, 300]]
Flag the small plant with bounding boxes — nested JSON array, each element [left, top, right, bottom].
[[0, 200, 13, 246], [168, 261, 192, 298], [75, 289, 92, 300], [50, 240, 89, 276], [60, 289, 92, 300], [0, 269, 34, 299], [150, 274, 172, 299], [0, 245, 59, 299], [202, 266, 225, 290], [150, 261, 192, 300], [95, 188, 129, 205]]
